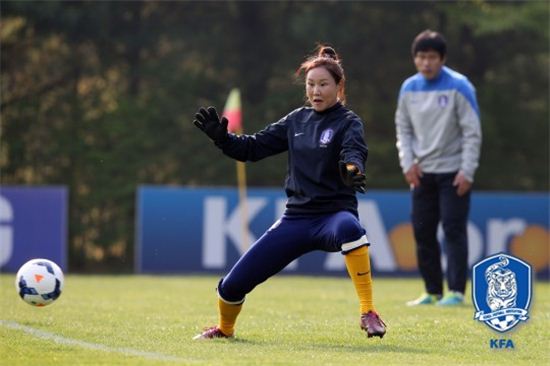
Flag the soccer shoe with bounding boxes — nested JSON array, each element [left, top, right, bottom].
[[406, 293, 441, 306], [436, 291, 465, 306], [192, 326, 233, 340], [360, 311, 387, 338]]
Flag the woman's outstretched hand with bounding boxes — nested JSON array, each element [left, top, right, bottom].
[[193, 106, 229, 144]]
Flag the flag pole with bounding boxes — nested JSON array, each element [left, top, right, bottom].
[[235, 136, 249, 253], [223, 89, 249, 253]]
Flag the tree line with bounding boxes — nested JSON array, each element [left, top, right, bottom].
[[1, 1, 548, 271]]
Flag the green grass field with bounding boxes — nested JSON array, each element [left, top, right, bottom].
[[1, 274, 549, 365]]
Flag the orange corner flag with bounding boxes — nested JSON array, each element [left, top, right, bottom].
[[223, 88, 242, 133]]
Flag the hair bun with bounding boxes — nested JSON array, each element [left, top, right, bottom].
[[319, 46, 338, 60]]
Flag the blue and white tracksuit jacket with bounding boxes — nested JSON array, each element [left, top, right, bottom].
[[395, 66, 482, 182]]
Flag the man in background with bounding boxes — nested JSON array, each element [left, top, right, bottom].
[[395, 30, 482, 306]]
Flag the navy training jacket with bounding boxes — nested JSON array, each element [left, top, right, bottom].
[[215, 102, 368, 216]]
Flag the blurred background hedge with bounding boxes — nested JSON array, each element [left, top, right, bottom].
[[1, 1, 548, 271]]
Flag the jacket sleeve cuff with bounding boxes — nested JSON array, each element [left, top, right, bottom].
[[461, 169, 475, 183], [347, 159, 365, 174], [401, 159, 414, 174]]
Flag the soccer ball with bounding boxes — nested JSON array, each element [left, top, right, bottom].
[[15, 259, 64, 307]]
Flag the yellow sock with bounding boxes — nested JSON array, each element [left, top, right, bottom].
[[217, 298, 243, 336], [344, 245, 375, 314]]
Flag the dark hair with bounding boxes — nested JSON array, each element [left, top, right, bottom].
[[296, 45, 346, 104], [411, 30, 447, 59]]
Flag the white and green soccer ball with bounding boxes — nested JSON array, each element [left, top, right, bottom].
[[15, 259, 64, 307]]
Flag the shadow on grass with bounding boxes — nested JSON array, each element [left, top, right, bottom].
[[228, 337, 427, 354], [303, 342, 428, 354]]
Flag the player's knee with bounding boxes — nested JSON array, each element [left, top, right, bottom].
[[217, 277, 246, 304], [334, 212, 367, 253], [335, 212, 363, 237]]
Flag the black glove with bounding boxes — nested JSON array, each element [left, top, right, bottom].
[[339, 161, 366, 193], [193, 106, 229, 144]]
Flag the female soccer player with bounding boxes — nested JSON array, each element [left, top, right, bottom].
[[192, 45, 386, 340]]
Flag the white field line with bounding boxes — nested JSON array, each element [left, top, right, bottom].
[[0, 319, 183, 362]]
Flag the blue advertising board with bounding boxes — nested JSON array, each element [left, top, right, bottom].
[[0, 186, 68, 272], [136, 186, 549, 279]]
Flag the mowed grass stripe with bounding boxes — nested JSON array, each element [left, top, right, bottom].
[[0, 319, 183, 362]]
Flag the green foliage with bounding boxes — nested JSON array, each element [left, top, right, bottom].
[[1, 275, 549, 365], [1, 1, 548, 270]]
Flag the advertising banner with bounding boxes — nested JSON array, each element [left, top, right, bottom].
[[136, 186, 549, 279], [0, 187, 67, 272]]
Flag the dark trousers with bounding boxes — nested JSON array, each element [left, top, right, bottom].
[[218, 211, 366, 303], [412, 172, 470, 295]]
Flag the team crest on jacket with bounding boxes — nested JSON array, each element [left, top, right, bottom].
[[319, 129, 334, 146], [472, 253, 532, 333], [438, 95, 448, 107]]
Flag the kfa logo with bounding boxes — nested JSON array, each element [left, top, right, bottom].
[[438, 94, 448, 107], [319, 128, 334, 146], [472, 253, 532, 333]]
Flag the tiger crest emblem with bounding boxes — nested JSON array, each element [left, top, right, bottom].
[[485, 256, 517, 311], [473, 253, 532, 333]]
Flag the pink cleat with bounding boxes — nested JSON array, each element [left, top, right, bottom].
[[360, 311, 387, 338], [193, 326, 233, 340]]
